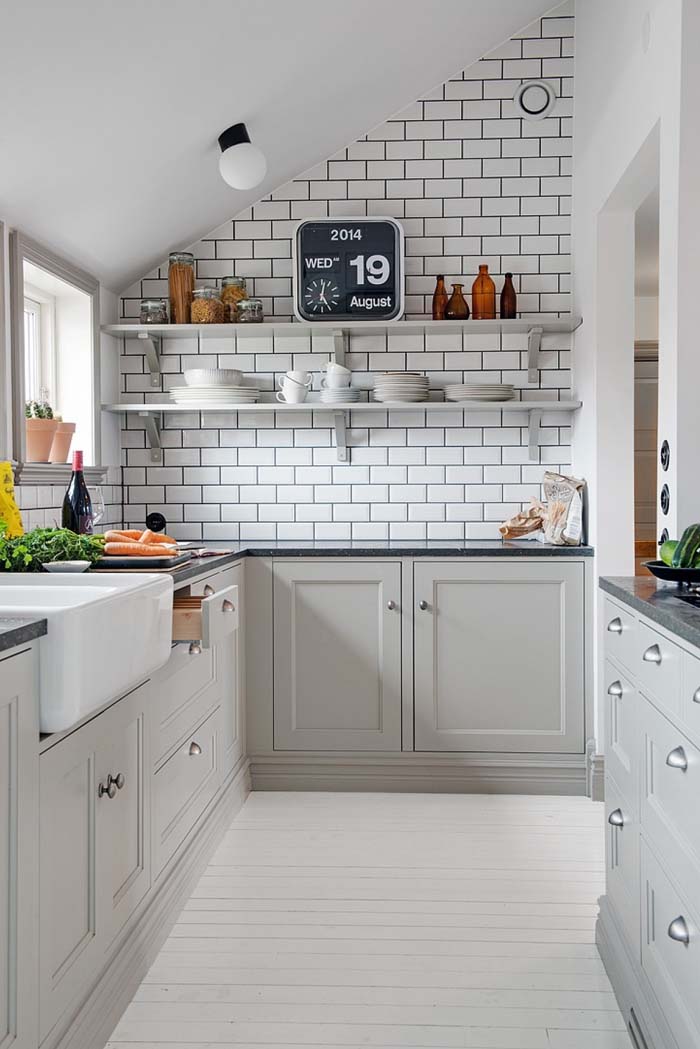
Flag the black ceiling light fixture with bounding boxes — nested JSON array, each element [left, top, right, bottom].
[[218, 122, 267, 191]]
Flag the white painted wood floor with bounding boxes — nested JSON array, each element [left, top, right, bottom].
[[108, 791, 628, 1049]]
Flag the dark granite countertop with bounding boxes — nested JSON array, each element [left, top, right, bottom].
[[600, 576, 700, 649], [0, 616, 47, 654], [166, 540, 593, 586]]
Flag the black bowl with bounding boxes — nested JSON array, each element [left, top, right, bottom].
[[645, 560, 700, 585]]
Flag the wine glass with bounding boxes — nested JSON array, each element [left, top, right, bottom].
[[89, 486, 105, 528]]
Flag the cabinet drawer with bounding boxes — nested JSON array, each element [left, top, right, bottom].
[[640, 696, 700, 907], [603, 661, 640, 806], [635, 620, 682, 718], [641, 840, 700, 1049], [604, 773, 640, 959], [603, 598, 637, 673], [153, 707, 221, 875], [172, 584, 239, 648], [681, 648, 700, 748], [150, 643, 219, 768], [187, 567, 238, 598]]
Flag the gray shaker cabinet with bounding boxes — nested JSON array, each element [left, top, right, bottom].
[[0, 647, 38, 1049], [413, 561, 585, 752], [273, 560, 402, 751]]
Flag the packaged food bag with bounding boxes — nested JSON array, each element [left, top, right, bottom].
[[0, 462, 23, 537], [499, 499, 545, 540], [542, 471, 585, 545]]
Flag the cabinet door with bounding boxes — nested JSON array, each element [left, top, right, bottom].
[[219, 564, 245, 777], [274, 561, 402, 751], [39, 715, 102, 1042], [414, 561, 585, 752], [97, 684, 151, 946], [0, 649, 38, 1049]]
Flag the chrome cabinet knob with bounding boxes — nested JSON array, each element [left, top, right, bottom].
[[111, 772, 125, 791], [666, 746, 688, 771], [188, 741, 202, 756], [203, 584, 215, 597], [98, 779, 117, 800], [419, 600, 429, 611], [222, 599, 235, 612], [607, 618, 623, 634], [607, 681, 623, 697], [643, 644, 662, 664], [189, 642, 202, 656], [386, 600, 396, 611], [693, 687, 700, 704], [608, 808, 625, 827], [668, 916, 690, 945]]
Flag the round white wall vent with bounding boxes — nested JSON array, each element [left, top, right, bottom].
[[513, 79, 557, 121]]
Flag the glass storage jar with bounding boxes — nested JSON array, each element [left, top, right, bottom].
[[190, 286, 226, 324], [220, 276, 248, 322], [237, 297, 264, 323], [139, 297, 168, 324], [168, 251, 195, 324]]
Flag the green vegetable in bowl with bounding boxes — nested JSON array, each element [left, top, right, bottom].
[[0, 524, 105, 572]]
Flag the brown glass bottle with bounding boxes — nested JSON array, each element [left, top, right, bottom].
[[471, 264, 496, 319], [432, 275, 449, 320], [500, 272, 517, 319], [445, 283, 470, 320]]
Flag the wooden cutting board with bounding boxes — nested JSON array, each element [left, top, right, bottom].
[[92, 552, 192, 570]]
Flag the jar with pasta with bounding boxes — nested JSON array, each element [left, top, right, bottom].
[[168, 252, 194, 324], [190, 286, 226, 324], [220, 276, 248, 322]]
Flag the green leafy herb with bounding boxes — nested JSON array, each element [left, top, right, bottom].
[[0, 527, 105, 572]]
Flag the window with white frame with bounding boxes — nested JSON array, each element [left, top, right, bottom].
[[23, 284, 56, 405]]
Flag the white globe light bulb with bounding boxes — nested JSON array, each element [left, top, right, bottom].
[[219, 142, 267, 191]]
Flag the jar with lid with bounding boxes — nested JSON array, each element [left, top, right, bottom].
[[237, 297, 264, 323], [139, 297, 168, 324], [220, 276, 248, 322], [190, 287, 226, 324], [168, 252, 195, 324]]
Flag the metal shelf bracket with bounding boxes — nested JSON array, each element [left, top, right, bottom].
[[333, 411, 348, 462], [527, 326, 544, 384], [332, 329, 349, 368], [137, 331, 162, 388], [138, 411, 162, 462], [527, 409, 542, 462]]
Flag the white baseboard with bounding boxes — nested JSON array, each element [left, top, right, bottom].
[[586, 742, 605, 801], [250, 752, 588, 795], [44, 759, 251, 1049]]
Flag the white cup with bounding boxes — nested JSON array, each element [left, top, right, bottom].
[[321, 372, 351, 389], [323, 361, 351, 375], [278, 370, 312, 388], [276, 384, 308, 403]]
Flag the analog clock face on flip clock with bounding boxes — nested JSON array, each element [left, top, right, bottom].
[[303, 277, 341, 314]]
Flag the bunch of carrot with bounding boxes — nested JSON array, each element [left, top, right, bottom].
[[103, 529, 178, 557]]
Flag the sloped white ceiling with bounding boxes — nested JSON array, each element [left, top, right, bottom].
[[0, 0, 553, 291]]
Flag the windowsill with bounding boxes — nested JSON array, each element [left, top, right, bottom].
[[12, 461, 110, 486]]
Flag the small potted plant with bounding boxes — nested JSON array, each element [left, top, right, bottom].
[[25, 400, 58, 462], [49, 414, 77, 463]]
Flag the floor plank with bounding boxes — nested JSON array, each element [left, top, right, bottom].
[[107, 792, 626, 1049]]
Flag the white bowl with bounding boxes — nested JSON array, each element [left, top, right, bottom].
[[184, 368, 243, 387], [42, 561, 91, 573]]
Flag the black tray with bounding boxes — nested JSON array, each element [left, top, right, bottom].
[[645, 560, 700, 585], [93, 552, 191, 570]]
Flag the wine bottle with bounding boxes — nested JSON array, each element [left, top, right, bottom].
[[62, 450, 93, 534]]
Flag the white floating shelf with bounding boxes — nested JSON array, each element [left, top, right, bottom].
[[103, 399, 581, 464]]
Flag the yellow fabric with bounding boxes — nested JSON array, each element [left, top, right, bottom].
[[0, 462, 23, 536]]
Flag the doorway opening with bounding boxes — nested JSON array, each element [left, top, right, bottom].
[[633, 185, 659, 574]]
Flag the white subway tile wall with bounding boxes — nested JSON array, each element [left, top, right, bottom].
[[118, 5, 574, 542]]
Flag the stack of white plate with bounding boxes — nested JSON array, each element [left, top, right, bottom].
[[321, 387, 360, 405], [373, 372, 429, 403], [445, 383, 514, 402], [170, 384, 259, 405]]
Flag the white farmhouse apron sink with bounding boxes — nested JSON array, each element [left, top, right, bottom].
[[0, 573, 173, 732]]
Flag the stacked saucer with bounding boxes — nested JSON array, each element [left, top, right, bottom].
[[321, 387, 360, 405], [170, 383, 259, 405], [445, 383, 514, 402], [373, 372, 429, 403]]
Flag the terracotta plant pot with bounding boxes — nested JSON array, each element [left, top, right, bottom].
[[25, 418, 59, 462], [49, 422, 76, 464]]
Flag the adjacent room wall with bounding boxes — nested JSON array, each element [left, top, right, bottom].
[[118, 4, 576, 543]]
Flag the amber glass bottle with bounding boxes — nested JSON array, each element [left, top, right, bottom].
[[445, 283, 470, 320], [500, 272, 517, 319], [471, 264, 496, 319], [432, 275, 449, 320]]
